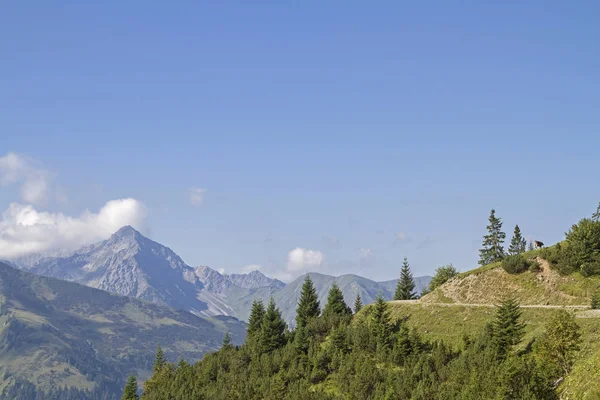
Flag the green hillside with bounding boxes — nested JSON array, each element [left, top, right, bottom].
[[125, 207, 600, 399], [0, 262, 246, 400], [377, 301, 600, 399], [422, 254, 600, 306]]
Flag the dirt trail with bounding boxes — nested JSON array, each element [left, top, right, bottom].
[[390, 299, 589, 309]]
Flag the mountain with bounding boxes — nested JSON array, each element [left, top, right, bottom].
[[0, 261, 245, 400], [14, 226, 207, 313], [9, 226, 430, 324], [268, 272, 430, 325], [10, 226, 283, 319]]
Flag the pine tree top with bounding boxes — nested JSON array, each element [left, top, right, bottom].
[[222, 331, 232, 347], [261, 297, 287, 353], [296, 275, 321, 328], [121, 375, 139, 400], [353, 294, 363, 313], [479, 209, 507, 265], [323, 282, 351, 316], [593, 201, 600, 221], [394, 257, 416, 300], [153, 345, 166, 373], [247, 299, 266, 337]]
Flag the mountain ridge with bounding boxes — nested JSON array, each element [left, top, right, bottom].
[[7, 226, 430, 324], [0, 261, 245, 399]]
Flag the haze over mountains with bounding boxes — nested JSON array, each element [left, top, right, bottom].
[[7, 226, 431, 324], [0, 261, 245, 399]]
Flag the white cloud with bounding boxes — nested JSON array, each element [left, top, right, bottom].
[[0, 152, 56, 205], [241, 264, 262, 273], [396, 232, 407, 241], [0, 198, 147, 259], [287, 248, 324, 272], [188, 187, 206, 206], [217, 268, 226, 274], [267, 248, 323, 281]]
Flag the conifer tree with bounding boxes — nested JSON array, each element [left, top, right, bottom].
[[247, 299, 266, 338], [353, 294, 363, 314], [294, 324, 309, 354], [396, 325, 412, 359], [121, 375, 139, 400], [394, 258, 416, 300], [153, 345, 166, 373], [508, 224, 526, 255], [295, 275, 320, 328], [492, 297, 525, 360], [479, 209, 507, 265], [261, 297, 287, 353], [323, 282, 352, 316], [331, 324, 349, 353], [370, 292, 392, 347], [593, 201, 600, 222], [222, 331, 232, 348], [528, 240, 534, 252]]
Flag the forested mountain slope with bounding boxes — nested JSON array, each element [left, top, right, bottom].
[[0, 262, 245, 400]]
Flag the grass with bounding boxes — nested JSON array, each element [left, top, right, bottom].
[[424, 261, 596, 306], [381, 302, 600, 399]]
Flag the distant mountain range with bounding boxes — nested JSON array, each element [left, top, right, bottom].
[[0, 261, 245, 399], [8, 226, 431, 325]]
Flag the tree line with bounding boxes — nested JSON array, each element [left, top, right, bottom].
[[125, 276, 582, 399], [478, 201, 600, 278]]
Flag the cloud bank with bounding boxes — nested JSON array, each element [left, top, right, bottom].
[[0, 198, 147, 259]]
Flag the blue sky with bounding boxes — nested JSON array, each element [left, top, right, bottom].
[[1, 1, 599, 281]]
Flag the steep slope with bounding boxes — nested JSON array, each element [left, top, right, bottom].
[[16, 226, 208, 314], [10, 228, 287, 320], [422, 256, 600, 306], [229, 270, 285, 290], [0, 262, 245, 400]]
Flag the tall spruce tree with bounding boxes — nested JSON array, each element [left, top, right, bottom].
[[247, 299, 266, 338], [121, 375, 139, 400], [479, 209, 507, 265], [261, 297, 287, 353], [323, 282, 352, 316], [370, 292, 392, 347], [295, 275, 320, 328], [593, 201, 600, 222], [492, 297, 525, 360], [153, 345, 166, 373], [222, 331, 232, 348], [508, 224, 527, 255], [394, 257, 416, 300], [294, 324, 309, 354], [353, 294, 363, 313]]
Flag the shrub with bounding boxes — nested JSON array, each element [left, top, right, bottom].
[[528, 260, 541, 273], [428, 264, 459, 292], [501, 255, 529, 274], [559, 218, 600, 274], [580, 262, 600, 277], [592, 293, 600, 310]]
